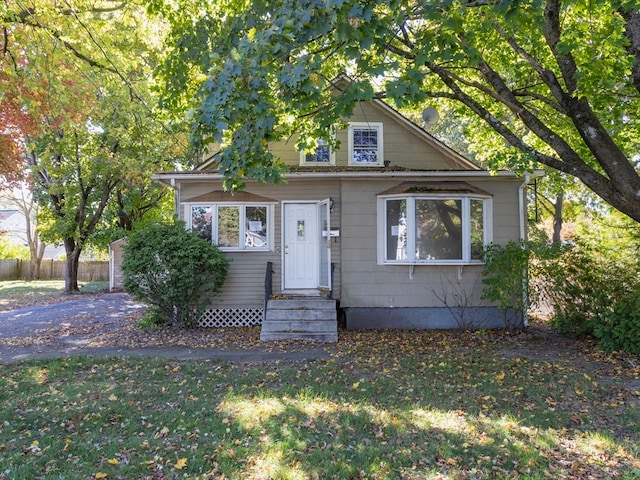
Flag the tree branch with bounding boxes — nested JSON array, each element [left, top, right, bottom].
[[543, 0, 579, 95], [620, 7, 640, 94], [541, 0, 639, 190], [492, 22, 569, 114], [13, 16, 118, 74]]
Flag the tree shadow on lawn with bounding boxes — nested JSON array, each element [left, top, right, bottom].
[[210, 356, 639, 479], [2, 337, 638, 480]]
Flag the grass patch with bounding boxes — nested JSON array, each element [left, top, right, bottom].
[[0, 280, 109, 310], [1, 342, 638, 479]]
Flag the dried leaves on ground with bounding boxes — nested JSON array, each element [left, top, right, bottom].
[[1, 303, 640, 479]]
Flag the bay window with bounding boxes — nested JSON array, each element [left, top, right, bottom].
[[379, 194, 492, 264], [187, 204, 271, 251]]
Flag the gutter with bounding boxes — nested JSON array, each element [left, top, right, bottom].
[[151, 169, 539, 186]]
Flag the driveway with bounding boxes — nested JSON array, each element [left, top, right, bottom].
[[0, 292, 145, 339], [0, 293, 333, 363]]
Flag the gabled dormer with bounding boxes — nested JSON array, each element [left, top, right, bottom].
[[196, 96, 480, 173]]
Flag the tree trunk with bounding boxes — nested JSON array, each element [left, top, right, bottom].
[[28, 240, 46, 280], [64, 238, 81, 293], [552, 193, 563, 244]]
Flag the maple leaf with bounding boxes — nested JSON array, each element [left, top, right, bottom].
[[174, 457, 187, 469], [95, 473, 108, 479]]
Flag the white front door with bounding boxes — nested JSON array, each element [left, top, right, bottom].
[[283, 203, 319, 289]]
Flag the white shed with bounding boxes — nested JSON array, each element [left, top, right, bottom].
[[108, 237, 127, 291]]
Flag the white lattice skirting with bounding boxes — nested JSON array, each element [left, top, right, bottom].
[[198, 307, 264, 328]]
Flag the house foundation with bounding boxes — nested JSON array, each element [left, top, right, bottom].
[[344, 307, 524, 330]]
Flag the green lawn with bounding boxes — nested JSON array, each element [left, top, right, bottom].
[[1, 331, 639, 479], [0, 280, 109, 310]]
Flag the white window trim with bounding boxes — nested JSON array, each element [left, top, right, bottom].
[[299, 137, 336, 166], [184, 203, 274, 252], [376, 193, 493, 265], [348, 122, 384, 166]]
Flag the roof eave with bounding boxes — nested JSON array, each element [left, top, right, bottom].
[[152, 169, 544, 187]]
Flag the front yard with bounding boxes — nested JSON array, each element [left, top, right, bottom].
[[1, 325, 639, 479], [0, 281, 638, 479]]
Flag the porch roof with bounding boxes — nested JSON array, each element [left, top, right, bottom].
[[378, 181, 493, 196]]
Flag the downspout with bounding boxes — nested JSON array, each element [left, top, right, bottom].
[[518, 173, 530, 241], [518, 173, 531, 327], [171, 178, 180, 219]]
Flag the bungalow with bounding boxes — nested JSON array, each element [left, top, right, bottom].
[[151, 98, 539, 341]]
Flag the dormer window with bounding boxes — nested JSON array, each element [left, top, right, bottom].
[[349, 122, 384, 166], [300, 138, 335, 165]]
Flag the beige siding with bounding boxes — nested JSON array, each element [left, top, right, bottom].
[[268, 101, 458, 170], [177, 178, 342, 308], [338, 177, 523, 309], [168, 99, 525, 315]]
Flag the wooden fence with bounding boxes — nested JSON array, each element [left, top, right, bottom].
[[0, 259, 109, 281]]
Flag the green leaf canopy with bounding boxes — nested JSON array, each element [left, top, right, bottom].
[[155, 0, 640, 222]]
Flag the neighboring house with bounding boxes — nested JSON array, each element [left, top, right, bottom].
[[151, 97, 540, 340], [0, 209, 64, 259], [0, 210, 24, 246]]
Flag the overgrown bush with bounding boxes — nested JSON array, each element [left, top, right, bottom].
[[481, 240, 531, 328], [593, 286, 640, 354], [530, 228, 640, 352], [122, 222, 230, 328], [532, 240, 615, 336], [484, 213, 640, 352]]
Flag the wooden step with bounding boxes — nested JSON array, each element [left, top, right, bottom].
[[260, 331, 338, 342], [261, 319, 337, 333], [266, 299, 337, 310], [261, 298, 338, 342]]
